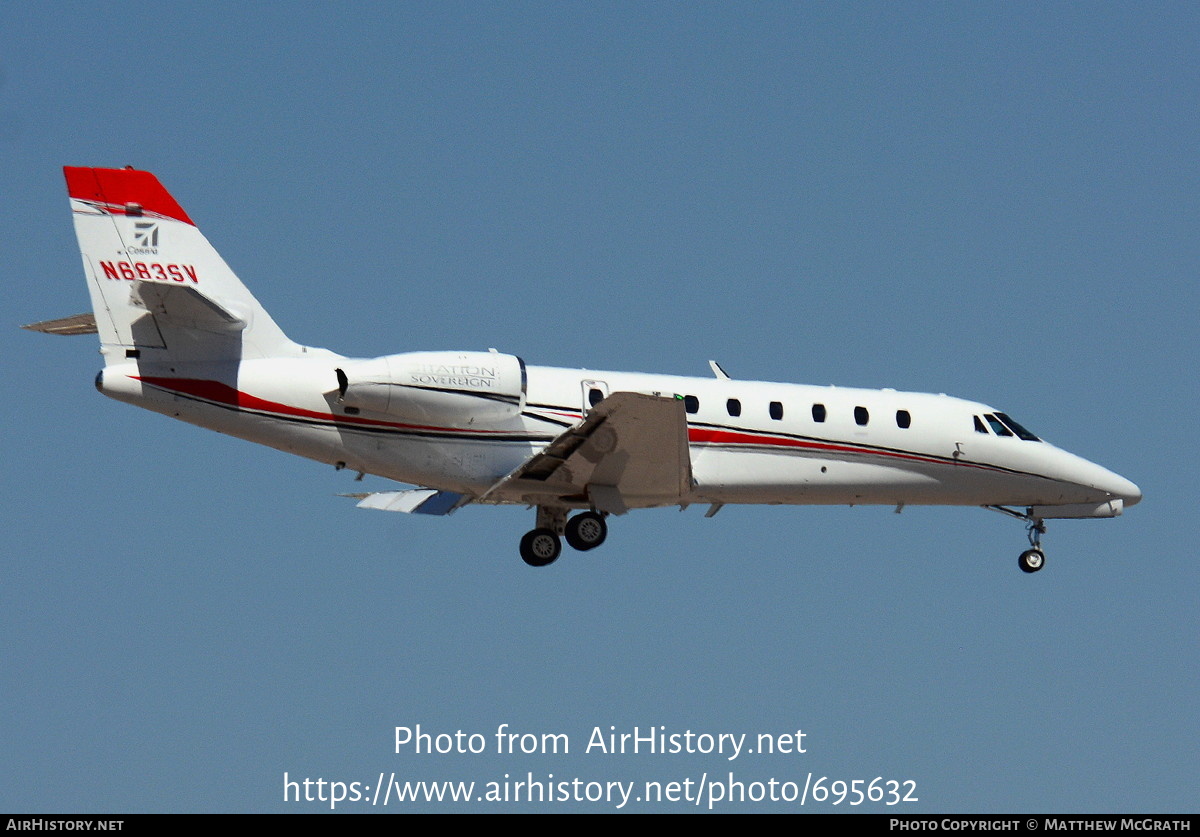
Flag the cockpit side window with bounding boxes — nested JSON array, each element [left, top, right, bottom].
[[974, 415, 988, 434]]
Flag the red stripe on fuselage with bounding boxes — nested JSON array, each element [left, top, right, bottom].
[[134, 377, 526, 435], [134, 380, 1012, 474], [687, 426, 1006, 473]]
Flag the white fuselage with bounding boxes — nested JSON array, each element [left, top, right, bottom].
[[95, 354, 1142, 514]]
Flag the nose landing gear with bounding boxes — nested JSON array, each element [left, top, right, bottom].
[[1018, 546, 1045, 573], [1018, 517, 1047, 573], [987, 506, 1048, 573]]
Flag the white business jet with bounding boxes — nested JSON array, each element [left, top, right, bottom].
[[27, 167, 1141, 571]]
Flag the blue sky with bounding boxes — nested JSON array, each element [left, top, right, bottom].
[[3, 2, 1196, 812]]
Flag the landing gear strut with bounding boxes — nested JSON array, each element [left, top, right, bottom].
[[987, 506, 1048, 573], [519, 507, 609, 566], [1018, 517, 1047, 573]]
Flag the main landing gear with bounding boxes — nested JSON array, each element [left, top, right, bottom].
[[989, 506, 1048, 573], [519, 507, 608, 567]]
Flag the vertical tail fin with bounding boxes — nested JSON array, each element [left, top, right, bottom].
[[64, 166, 302, 363]]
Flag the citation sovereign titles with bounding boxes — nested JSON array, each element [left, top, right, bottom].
[[586, 726, 807, 760]]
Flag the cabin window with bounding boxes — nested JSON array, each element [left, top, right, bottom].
[[812, 403, 826, 423], [854, 406, 869, 426], [984, 414, 1013, 437], [683, 395, 699, 414], [726, 398, 741, 417], [896, 409, 911, 429], [588, 388, 604, 407], [769, 401, 784, 421], [974, 415, 988, 434]]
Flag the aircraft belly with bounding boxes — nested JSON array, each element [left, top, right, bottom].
[[690, 448, 938, 503], [351, 434, 536, 493], [170, 396, 343, 464], [688, 447, 1066, 507]]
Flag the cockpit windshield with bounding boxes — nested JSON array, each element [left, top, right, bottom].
[[994, 412, 1041, 442], [983, 414, 1013, 436], [976, 412, 1042, 441]]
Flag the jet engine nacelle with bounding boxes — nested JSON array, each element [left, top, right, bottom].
[[336, 350, 526, 426]]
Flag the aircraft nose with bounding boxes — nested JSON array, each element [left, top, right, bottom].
[[1115, 475, 1142, 507], [1095, 466, 1141, 507], [1061, 451, 1142, 508]]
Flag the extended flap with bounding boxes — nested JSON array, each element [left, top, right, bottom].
[[353, 489, 467, 515], [481, 391, 692, 510]]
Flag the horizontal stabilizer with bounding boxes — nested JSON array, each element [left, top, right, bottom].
[[353, 489, 467, 515], [22, 313, 98, 335], [131, 281, 247, 333]]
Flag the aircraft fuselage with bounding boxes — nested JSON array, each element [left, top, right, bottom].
[[95, 356, 1140, 514]]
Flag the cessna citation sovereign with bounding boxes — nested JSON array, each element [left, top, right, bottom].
[[29, 167, 1141, 572]]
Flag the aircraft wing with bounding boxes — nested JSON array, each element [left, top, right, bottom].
[[480, 391, 693, 514]]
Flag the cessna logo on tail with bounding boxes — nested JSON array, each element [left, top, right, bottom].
[[134, 222, 158, 247], [130, 222, 159, 255]]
